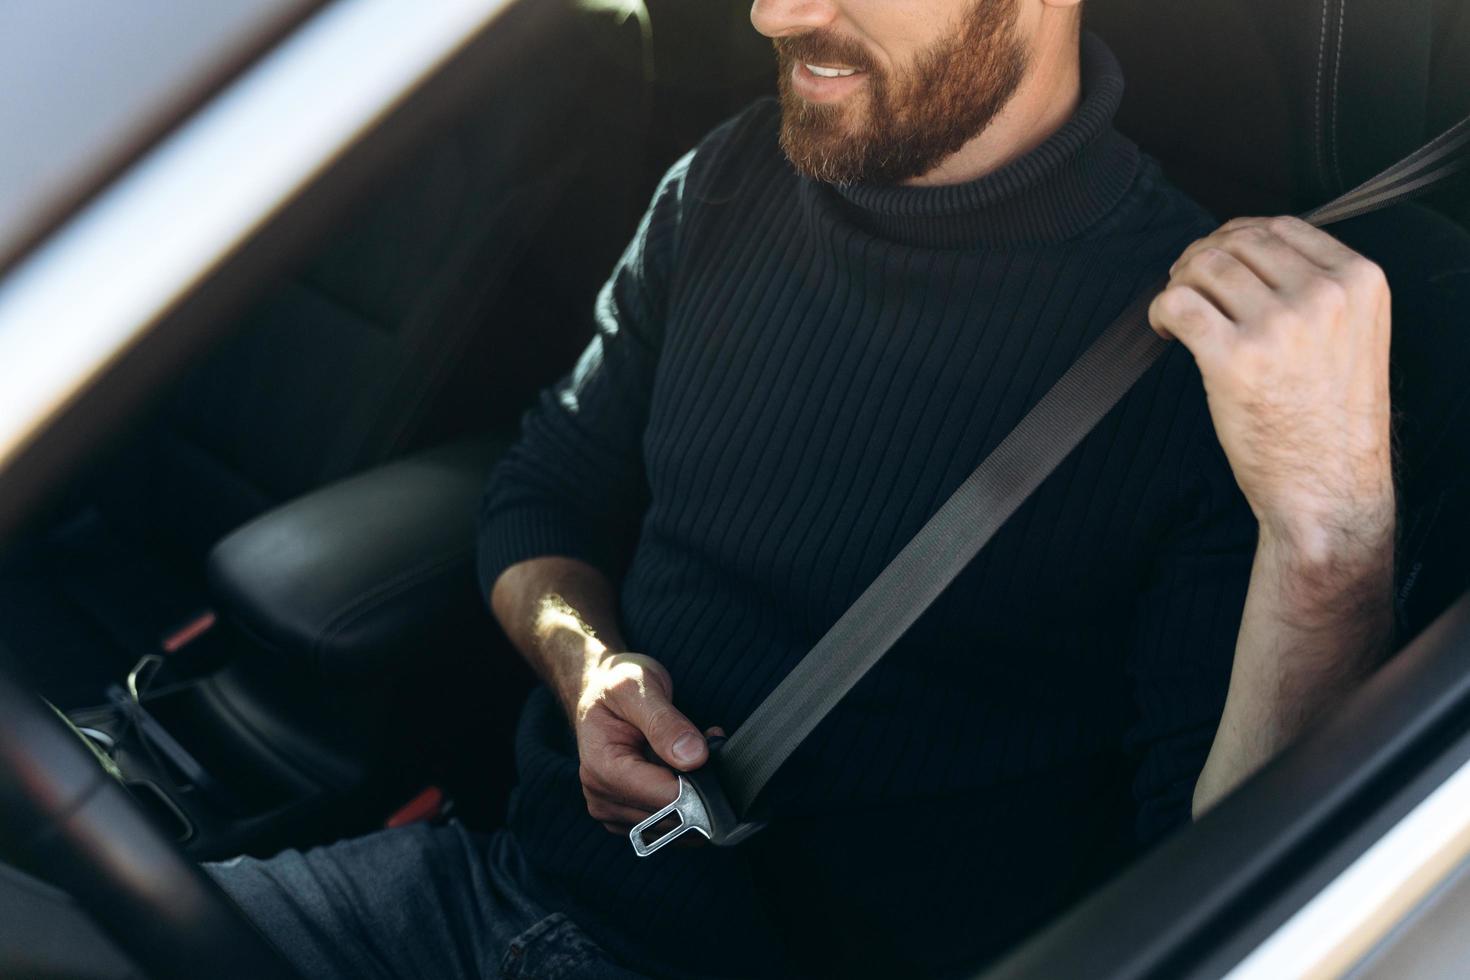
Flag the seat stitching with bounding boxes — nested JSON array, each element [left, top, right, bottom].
[[1330, 0, 1348, 192], [317, 550, 465, 642], [312, 549, 470, 674], [1429, 267, 1470, 284], [1314, 0, 1331, 193]]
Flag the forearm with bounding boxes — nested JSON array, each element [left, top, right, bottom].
[[489, 556, 627, 720], [1193, 515, 1396, 816]]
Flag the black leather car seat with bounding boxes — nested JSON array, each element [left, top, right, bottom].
[[0, 0, 660, 705], [640, 0, 776, 184], [1088, 0, 1469, 227], [124, 0, 780, 570], [125, 0, 662, 559]]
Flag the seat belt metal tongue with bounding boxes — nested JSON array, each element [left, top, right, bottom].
[[629, 736, 766, 855]]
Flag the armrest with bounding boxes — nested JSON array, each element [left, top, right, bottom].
[[206, 439, 505, 684]]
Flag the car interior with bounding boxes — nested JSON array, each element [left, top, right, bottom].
[[0, 0, 1468, 977]]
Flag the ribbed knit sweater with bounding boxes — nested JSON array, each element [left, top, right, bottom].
[[478, 33, 1257, 980]]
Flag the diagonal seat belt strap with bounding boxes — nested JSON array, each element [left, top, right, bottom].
[[721, 289, 1168, 815], [715, 114, 1470, 820], [1304, 112, 1470, 226]]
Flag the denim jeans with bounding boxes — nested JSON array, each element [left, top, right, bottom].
[[206, 821, 649, 980]]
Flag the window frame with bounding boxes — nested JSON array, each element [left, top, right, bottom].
[[0, 0, 532, 544], [983, 591, 1470, 979]]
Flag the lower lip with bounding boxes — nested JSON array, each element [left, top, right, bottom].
[[790, 62, 868, 103]]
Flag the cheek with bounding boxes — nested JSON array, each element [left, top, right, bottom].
[[1007, 0, 1048, 42], [840, 0, 948, 75]]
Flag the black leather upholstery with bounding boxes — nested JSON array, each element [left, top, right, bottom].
[[1086, 0, 1470, 224], [641, 0, 776, 172], [207, 440, 505, 685], [0, 0, 664, 708], [103, 0, 659, 566], [1345, 205, 1470, 640]]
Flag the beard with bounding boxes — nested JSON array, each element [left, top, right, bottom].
[[774, 0, 1030, 186]]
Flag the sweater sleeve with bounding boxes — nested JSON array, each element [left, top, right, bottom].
[[476, 150, 693, 597], [1125, 427, 1258, 845]]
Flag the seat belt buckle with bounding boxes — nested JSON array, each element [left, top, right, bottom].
[[629, 736, 766, 856]]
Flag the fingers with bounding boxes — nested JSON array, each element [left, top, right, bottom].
[[592, 804, 653, 828], [1148, 283, 1233, 360], [1151, 214, 1393, 545], [575, 654, 727, 834], [580, 761, 673, 832], [1168, 246, 1280, 325], [579, 720, 680, 811], [1154, 216, 1358, 357], [1171, 217, 1368, 294], [1251, 215, 1362, 271], [611, 680, 708, 771], [584, 726, 731, 823], [581, 744, 676, 835], [1210, 222, 1330, 291], [584, 792, 654, 827]]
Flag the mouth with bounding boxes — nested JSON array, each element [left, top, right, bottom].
[[790, 61, 869, 103], [804, 62, 861, 78]]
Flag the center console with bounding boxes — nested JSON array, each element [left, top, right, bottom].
[[63, 438, 531, 859]]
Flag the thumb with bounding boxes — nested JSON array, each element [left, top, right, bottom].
[[617, 683, 708, 771]]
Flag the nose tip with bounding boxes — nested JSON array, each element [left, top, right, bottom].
[[750, 0, 837, 38]]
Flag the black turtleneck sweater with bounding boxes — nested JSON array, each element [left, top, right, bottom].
[[478, 33, 1257, 980]]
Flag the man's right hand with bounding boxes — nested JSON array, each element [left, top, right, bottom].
[[572, 652, 719, 835], [488, 558, 719, 837]]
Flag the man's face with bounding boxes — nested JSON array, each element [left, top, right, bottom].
[[752, 0, 1030, 186]]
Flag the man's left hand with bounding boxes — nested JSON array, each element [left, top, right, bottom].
[[1153, 217, 1398, 814], [1149, 216, 1395, 561]]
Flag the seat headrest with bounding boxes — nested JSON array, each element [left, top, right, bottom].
[[1086, 0, 1469, 219]]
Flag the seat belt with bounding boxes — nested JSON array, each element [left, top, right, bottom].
[[631, 113, 1470, 857]]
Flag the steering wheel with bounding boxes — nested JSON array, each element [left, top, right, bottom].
[[0, 660, 300, 980]]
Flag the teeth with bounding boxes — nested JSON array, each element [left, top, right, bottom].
[[806, 63, 859, 78]]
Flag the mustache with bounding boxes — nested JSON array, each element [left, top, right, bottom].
[[772, 32, 877, 74]]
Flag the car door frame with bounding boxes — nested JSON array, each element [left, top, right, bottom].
[[984, 588, 1470, 979]]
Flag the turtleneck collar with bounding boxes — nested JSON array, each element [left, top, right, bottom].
[[823, 31, 1141, 250]]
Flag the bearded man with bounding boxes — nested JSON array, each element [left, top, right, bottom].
[[209, 1, 1398, 977]]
